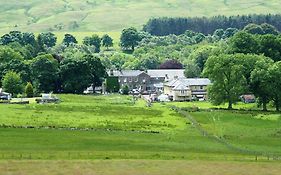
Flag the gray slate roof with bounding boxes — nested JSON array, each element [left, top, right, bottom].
[[147, 69, 185, 80], [109, 70, 144, 77], [165, 78, 211, 87]]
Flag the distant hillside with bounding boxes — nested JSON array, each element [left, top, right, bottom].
[[0, 0, 281, 32]]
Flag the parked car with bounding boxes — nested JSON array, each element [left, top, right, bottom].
[[0, 92, 11, 100]]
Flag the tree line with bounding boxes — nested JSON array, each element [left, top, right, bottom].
[[202, 31, 281, 111], [0, 31, 110, 97], [143, 14, 281, 36]]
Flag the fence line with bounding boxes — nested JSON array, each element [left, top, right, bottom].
[[169, 105, 281, 160], [0, 151, 280, 161]]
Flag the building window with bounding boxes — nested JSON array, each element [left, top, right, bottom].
[[135, 78, 138, 82], [200, 86, 204, 90], [129, 77, 132, 82]]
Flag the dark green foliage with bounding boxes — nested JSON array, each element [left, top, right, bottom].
[[63, 34, 77, 46], [25, 82, 34, 98], [83, 34, 101, 53], [143, 14, 281, 36], [193, 33, 205, 43], [122, 85, 129, 95], [106, 76, 120, 93], [243, 23, 264, 35], [120, 27, 140, 51], [204, 54, 249, 109], [2, 71, 23, 96], [229, 32, 281, 62], [101, 34, 113, 49], [31, 54, 59, 93], [60, 55, 106, 94], [268, 61, 281, 111], [260, 23, 279, 35], [223, 28, 239, 38], [250, 59, 274, 111], [83, 54, 107, 89], [0, 31, 37, 48], [213, 29, 225, 39], [184, 62, 201, 78], [60, 58, 91, 94], [258, 34, 281, 62], [0, 31, 23, 45], [135, 56, 161, 70], [190, 45, 216, 72], [7, 42, 33, 59], [37, 32, 57, 50], [0, 34, 13, 45], [229, 31, 260, 54], [0, 46, 31, 86], [244, 23, 279, 35], [22, 32, 37, 46]]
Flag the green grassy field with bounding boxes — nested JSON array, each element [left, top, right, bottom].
[[0, 0, 281, 33], [0, 94, 280, 158], [51, 31, 121, 45], [0, 95, 280, 174], [1, 160, 281, 175]]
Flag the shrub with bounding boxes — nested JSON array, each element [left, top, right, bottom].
[[122, 85, 129, 95], [25, 82, 34, 98], [105, 76, 120, 93]]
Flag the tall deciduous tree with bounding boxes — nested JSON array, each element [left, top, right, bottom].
[[84, 54, 107, 90], [83, 34, 101, 53], [184, 62, 201, 78], [120, 27, 140, 51], [203, 54, 248, 109], [37, 32, 57, 50], [250, 58, 274, 111], [60, 58, 91, 94], [0, 46, 31, 85], [101, 34, 113, 49], [268, 61, 281, 111], [229, 31, 259, 54], [63, 34, 77, 46], [260, 23, 279, 35], [258, 34, 281, 62], [31, 54, 59, 93], [2, 71, 23, 97], [243, 23, 264, 35]]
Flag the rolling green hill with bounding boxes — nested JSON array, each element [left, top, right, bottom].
[[0, 0, 281, 33]]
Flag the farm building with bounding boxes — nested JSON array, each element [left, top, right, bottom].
[[164, 78, 211, 101], [108, 70, 151, 92], [107, 69, 185, 93]]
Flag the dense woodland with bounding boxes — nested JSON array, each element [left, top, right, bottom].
[[143, 14, 281, 36], [0, 19, 281, 111]]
